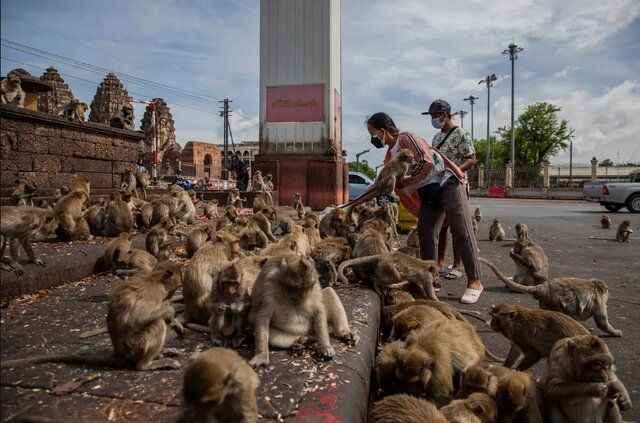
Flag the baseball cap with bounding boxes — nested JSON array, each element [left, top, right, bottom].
[[421, 99, 451, 115]]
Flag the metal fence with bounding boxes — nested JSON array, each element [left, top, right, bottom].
[[486, 167, 506, 186], [513, 166, 543, 188]]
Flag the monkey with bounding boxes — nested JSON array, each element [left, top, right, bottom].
[[262, 174, 274, 206], [250, 170, 264, 192], [1, 261, 184, 371], [83, 198, 107, 236], [374, 149, 414, 197], [494, 369, 545, 423], [216, 204, 239, 231], [406, 225, 419, 248], [251, 209, 277, 243], [396, 319, 485, 405], [64, 176, 91, 197], [248, 254, 358, 367], [474, 207, 483, 222], [120, 169, 138, 198], [302, 215, 321, 248], [252, 194, 267, 214], [385, 288, 416, 305], [539, 334, 631, 423], [135, 169, 150, 200], [390, 304, 448, 341], [326, 138, 339, 156], [440, 393, 498, 423], [114, 248, 158, 277], [457, 364, 499, 398], [239, 227, 269, 251], [515, 222, 529, 240], [172, 347, 260, 423], [489, 303, 589, 370], [10, 180, 38, 206], [53, 190, 91, 241], [137, 200, 155, 230], [337, 251, 440, 301], [61, 98, 88, 122], [226, 188, 246, 209], [104, 190, 135, 237], [109, 103, 135, 130], [345, 227, 390, 284], [0, 72, 25, 107], [204, 199, 220, 220], [260, 224, 311, 257], [311, 236, 352, 288], [0, 206, 59, 275], [146, 217, 176, 261], [480, 257, 622, 337], [375, 340, 405, 395], [184, 224, 214, 258], [292, 192, 306, 219], [263, 206, 296, 236], [180, 232, 240, 325], [368, 394, 449, 423], [509, 238, 549, 286], [489, 218, 506, 241], [104, 232, 133, 274], [382, 300, 487, 333], [318, 207, 350, 238], [601, 214, 612, 229], [589, 219, 634, 243], [172, 186, 198, 225]]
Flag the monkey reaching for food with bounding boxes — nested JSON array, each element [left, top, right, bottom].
[[248, 254, 358, 367], [539, 334, 631, 423], [172, 347, 260, 423]]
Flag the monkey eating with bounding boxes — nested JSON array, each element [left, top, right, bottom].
[[590, 219, 634, 243], [480, 257, 622, 337], [509, 238, 549, 286]]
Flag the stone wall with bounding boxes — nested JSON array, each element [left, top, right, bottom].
[[1, 104, 143, 193]]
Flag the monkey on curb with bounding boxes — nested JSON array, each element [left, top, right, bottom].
[[1, 261, 185, 371], [480, 257, 622, 337]]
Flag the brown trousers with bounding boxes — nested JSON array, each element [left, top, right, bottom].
[[417, 178, 481, 280]]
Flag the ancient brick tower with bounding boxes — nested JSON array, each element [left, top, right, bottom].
[[38, 67, 75, 116], [89, 73, 131, 126], [253, 0, 347, 209], [140, 98, 182, 175]]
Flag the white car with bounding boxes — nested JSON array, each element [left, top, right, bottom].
[[348, 171, 397, 205]]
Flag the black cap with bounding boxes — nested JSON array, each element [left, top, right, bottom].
[[421, 99, 451, 115]]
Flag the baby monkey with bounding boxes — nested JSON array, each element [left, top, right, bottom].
[[489, 218, 506, 241], [292, 192, 306, 219]]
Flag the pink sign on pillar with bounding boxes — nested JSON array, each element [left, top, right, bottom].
[[266, 84, 325, 123]]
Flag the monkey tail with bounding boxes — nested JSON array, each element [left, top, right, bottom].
[[1, 354, 119, 370], [337, 255, 384, 284], [79, 327, 109, 338], [478, 257, 537, 294], [484, 347, 505, 363], [458, 310, 489, 324]]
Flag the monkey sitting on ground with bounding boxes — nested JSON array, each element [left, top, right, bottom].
[[590, 219, 634, 243], [61, 98, 88, 122], [1, 261, 184, 371], [292, 192, 306, 219], [390, 304, 448, 341], [509, 238, 549, 286], [396, 319, 485, 405], [83, 198, 107, 236], [238, 227, 269, 251], [480, 257, 622, 337], [53, 190, 92, 241], [114, 248, 158, 277], [311, 236, 352, 288], [457, 364, 499, 398], [515, 222, 529, 240], [440, 392, 498, 423], [337, 251, 440, 301], [248, 254, 358, 367], [104, 232, 133, 274], [302, 215, 321, 248], [0, 72, 25, 107], [172, 347, 259, 423], [368, 394, 449, 423], [489, 218, 506, 241], [601, 214, 612, 229], [10, 180, 38, 206], [105, 190, 135, 237], [489, 303, 589, 370], [204, 199, 220, 220], [0, 206, 59, 275], [375, 340, 405, 395], [539, 334, 631, 423], [474, 207, 483, 222], [146, 217, 176, 261], [494, 368, 545, 423], [120, 169, 138, 198], [252, 194, 267, 214], [226, 188, 246, 209], [318, 207, 351, 238]]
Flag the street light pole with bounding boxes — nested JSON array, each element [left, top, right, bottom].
[[463, 95, 479, 141], [355, 148, 370, 173], [503, 43, 524, 166], [459, 110, 468, 129], [479, 74, 497, 186]]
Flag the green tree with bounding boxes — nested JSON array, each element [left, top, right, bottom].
[[474, 136, 508, 167], [599, 158, 614, 167], [348, 160, 376, 180]]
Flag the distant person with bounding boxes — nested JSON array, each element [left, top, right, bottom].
[[230, 155, 249, 191], [422, 99, 477, 280], [365, 112, 483, 304]]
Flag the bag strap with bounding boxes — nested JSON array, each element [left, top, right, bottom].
[[435, 126, 458, 150]]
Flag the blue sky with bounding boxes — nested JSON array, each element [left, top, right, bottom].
[[2, 0, 639, 167]]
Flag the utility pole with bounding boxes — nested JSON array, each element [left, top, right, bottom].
[[128, 97, 158, 182], [503, 42, 524, 166], [479, 74, 497, 186], [459, 110, 468, 129], [219, 99, 232, 180], [355, 148, 370, 173], [463, 95, 479, 141]]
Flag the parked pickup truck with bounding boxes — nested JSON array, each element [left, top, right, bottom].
[[583, 171, 640, 213]]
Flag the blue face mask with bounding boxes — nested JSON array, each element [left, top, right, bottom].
[[431, 118, 444, 129]]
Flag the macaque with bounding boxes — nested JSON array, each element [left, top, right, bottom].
[[53, 191, 91, 241], [311, 236, 352, 287], [248, 254, 358, 367], [62, 98, 88, 122], [151, 192, 180, 226], [480, 257, 622, 337], [589, 220, 634, 243], [347, 227, 390, 284], [104, 232, 133, 274], [250, 210, 276, 243], [204, 199, 220, 220], [457, 364, 499, 398], [515, 222, 529, 240], [494, 369, 545, 423], [120, 169, 137, 197], [390, 304, 448, 341], [83, 198, 107, 236], [374, 149, 414, 197], [0, 72, 25, 107], [251, 170, 265, 192], [0, 206, 59, 275], [440, 393, 498, 423], [489, 304, 589, 370], [474, 207, 483, 223], [489, 218, 506, 241], [302, 215, 322, 248], [601, 214, 612, 229], [146, 217, 176, 261], [226, 188, 246, 209], [471, 216, 478, 236], [114, 248, 158, 277], [375, 340, 405, 395], [10, 181, 38, 206], [172, 186, 197, 225], [105, 190, 135, 237], [184, 224, 214, 258], [1, 261, 184, 371], [510, 239, 549, 286], [262, 174, 274, 206], [338, 251, 440, 301], [318, 207, 350, 238], [540, 334, 631, 423], [64, 176, 91, 197], [252, 195, 267, 214], [239, 227, 269, 251], [135, 170, 150, 199], [173, 348, 259, 423], [292, 192, 306, 219], [369, 394, 448, 423], [396, 319, 485, 405]]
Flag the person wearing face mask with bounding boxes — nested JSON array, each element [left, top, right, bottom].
[[364, 112, 483, 304], [422, 99, 477, 281]]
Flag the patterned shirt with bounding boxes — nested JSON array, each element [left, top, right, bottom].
[[432, 127, 475, 167]]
